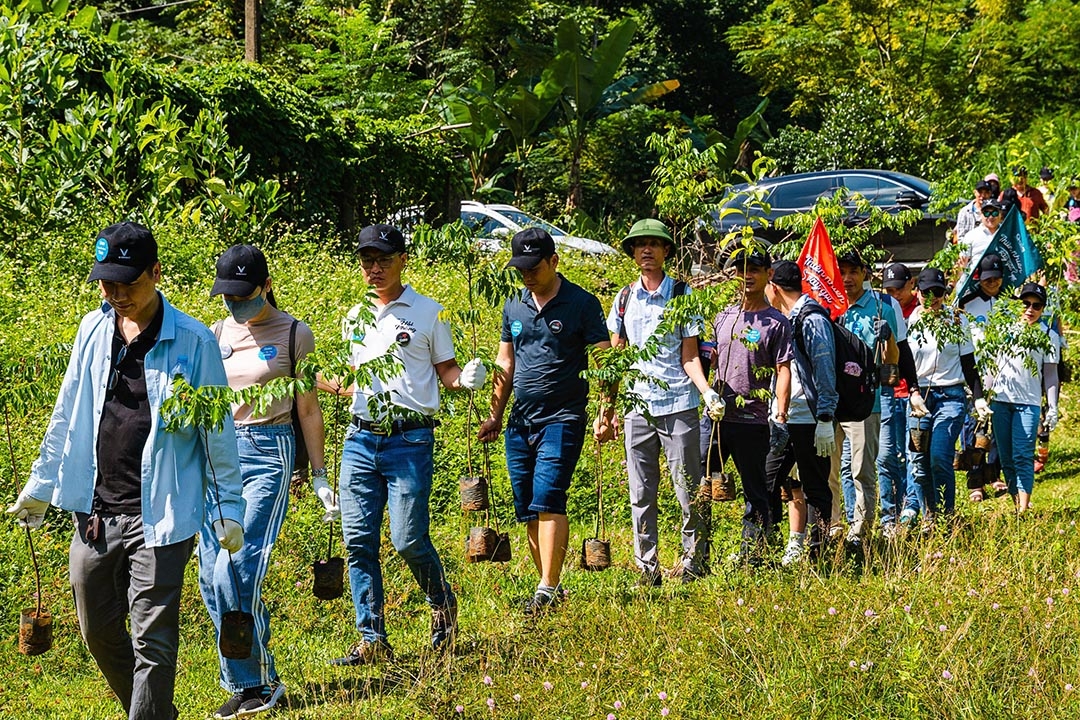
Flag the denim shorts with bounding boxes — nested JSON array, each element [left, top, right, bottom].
[[504, 421, 586, 521]]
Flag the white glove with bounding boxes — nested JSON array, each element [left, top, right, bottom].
[[458, 358, 487, 391], [909, 392, 929, 418], [313, 477, 341, 523], [7, 490, 49, 530], [814, 421, 836, 458], [213, 519, 244, 553], [974, 398, 993, 423], [1045, 406, 1059, 431], [703, 390, 726, 421]]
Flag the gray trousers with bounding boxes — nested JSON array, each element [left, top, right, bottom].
[[70, 513, 193, 720], [624, 409, 706, 574]]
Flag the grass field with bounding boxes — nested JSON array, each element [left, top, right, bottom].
[[4, 398, 1080, 719], [2, 241, 1079, 719]]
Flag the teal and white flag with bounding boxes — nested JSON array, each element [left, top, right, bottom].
[[956, 205, 1043, 300]]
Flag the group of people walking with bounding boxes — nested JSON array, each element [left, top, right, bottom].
[[5, 201, 1065, 719]]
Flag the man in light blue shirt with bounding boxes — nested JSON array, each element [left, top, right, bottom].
[[603, 219, 722, 585], [8, 222, 244, 720]]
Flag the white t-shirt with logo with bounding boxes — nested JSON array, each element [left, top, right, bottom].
[[343, 285, 456, 420]]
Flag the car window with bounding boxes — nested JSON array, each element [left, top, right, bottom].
[[841, 175, 910, 207], [768, 178, 840, 210], [460, 211, 488, 232], [496, 209, 566, 236]]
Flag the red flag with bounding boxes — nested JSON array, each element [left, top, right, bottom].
[[797, 217, 848, 320]]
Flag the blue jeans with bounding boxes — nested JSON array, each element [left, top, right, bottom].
[[198, 424, 293, 691], [505, 421, 586, 520], [909, 385, 967, 515], [338, 424, 453, 644], [991, 401, 1039, 495], [877, 389, 909, 526]]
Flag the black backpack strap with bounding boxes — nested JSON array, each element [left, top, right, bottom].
[[615, 284, 632, 342], [288, 318, 299, 378]]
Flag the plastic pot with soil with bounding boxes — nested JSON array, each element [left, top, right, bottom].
[[464, 442, 511, 563], [581, 442, 612, 571]]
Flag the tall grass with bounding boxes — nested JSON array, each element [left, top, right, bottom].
[[2, 228, 1079, 718]]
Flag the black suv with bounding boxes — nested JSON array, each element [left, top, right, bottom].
[[698, 170, 956, 268]]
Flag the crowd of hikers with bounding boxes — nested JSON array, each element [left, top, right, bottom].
[[5, 164, 1075, 719]]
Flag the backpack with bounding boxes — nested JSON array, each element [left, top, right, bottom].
[[792, 302, 879, 422]]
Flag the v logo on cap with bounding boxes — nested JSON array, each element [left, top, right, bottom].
[[119, 248, 130, 259], [236, 265, 246, 275]]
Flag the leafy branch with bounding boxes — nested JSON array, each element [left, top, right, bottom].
[[972, 298, 1055, 380]]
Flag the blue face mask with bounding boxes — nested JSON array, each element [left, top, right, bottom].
[[224, 292, 266, 323]]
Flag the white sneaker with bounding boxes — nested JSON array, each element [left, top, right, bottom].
[[781, 537, 805, 567], [899, 509, 917, 525]]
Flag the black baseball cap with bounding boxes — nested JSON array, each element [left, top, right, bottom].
[[770, 260, 802, 291], [975, 180, 991, 192], [725, 244, 771, 270], [982, 198, 1005, 213], [211, 244, 270, 297], [882, 263, 912, 289], [1018, 282, 1047, 305], [506, 228, 556, 270], [1014, 166, 1029, 176], [88, 222, 158, 284], [357, 224, 406, 255], [977, 253, 1003, 280], [917, 267, 947, 292], [1040, 166, 1054, 180]]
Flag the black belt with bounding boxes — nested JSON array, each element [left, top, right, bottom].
[[352, 415, 438, 435]]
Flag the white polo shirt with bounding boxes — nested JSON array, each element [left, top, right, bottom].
[[342, 285, 456, 420]]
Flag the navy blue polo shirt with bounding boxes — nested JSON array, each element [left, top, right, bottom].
[[501, 275, 608, 426]]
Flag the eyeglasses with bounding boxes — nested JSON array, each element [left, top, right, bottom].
[[108, 344, 128, 392], [1022, 300, 1045, 310], [982, 209, 1001, 218], [359, 253, 400, 269]]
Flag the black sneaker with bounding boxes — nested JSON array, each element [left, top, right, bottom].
[[431, 602, 458, 651], [215, 692, 246, 720], [236, 682, 286, 717], [521, 588, 564, 616], [329, 640, 393, 666]]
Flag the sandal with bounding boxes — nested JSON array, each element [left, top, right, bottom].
[[969, 489, 984, 503], [991, 481, 1008, 498]]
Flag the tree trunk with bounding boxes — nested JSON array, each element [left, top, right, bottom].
[[244, 0, 260, 63]]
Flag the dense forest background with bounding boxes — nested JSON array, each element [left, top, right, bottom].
[[5, 0, 1080, 251]]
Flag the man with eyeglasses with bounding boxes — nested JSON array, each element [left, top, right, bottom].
[[478, 228, 611, 614], [330, 224, 486, 666], [8, 222, 245, 720]]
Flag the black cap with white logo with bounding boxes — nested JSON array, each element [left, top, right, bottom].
[[88, 222, 158, 284], [357, 224, 407, 255], [506, 228, 556, 270], [882, 263, 912, 289], [211, 244, 270, 297]]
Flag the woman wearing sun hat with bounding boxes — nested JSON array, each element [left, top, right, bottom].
[[200, 244, 334, 719]]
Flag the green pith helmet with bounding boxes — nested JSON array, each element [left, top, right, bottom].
[[621, 218, 675, 257]]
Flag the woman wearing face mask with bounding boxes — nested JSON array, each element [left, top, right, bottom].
[[988, 283, 1060, 512], [201, 244, 335, 719]]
